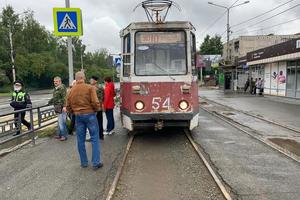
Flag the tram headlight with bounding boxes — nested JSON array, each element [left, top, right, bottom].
[[179, 100, 189, 110], [135, 101, 145, 110]]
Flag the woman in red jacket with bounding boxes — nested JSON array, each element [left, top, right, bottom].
[[103, 77, 115, 135]]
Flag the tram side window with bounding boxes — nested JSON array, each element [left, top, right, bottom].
[[123, 34, 131, 77], [191, 33, 197, 75]]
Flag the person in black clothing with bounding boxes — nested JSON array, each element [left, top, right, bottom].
[[10, 80, 32, 136], [90, 76, 104, 140], [244, 78, 250, 93]]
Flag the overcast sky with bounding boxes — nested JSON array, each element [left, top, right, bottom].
[[1, 0, 299, 53]]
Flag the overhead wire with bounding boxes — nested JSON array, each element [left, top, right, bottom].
[[199, 0, 240, 36], [232, 3, 300, 34], [231, 17, 300, 36], [231, 0, 295, 28]]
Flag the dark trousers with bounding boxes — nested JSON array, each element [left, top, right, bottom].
[[97, 111, 104, 138], [14, 111, 31, 134], [105, 109, 115, 132], [69, 113, 76, 134]]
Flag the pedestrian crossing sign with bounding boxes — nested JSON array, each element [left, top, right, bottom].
[[53, 8, 83, 36]]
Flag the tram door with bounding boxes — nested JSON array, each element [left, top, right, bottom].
[[286, 62, 296, 98]]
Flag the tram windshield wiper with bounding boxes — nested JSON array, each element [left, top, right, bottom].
[[153, 62, 175, 81]]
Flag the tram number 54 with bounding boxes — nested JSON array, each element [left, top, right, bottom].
[[152, 97, 170, 110]]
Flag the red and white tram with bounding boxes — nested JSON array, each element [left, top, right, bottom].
[[119, 1, 199, 131]]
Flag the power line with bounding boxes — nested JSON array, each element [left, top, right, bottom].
[[199, 11, 227, 36], [199, 0, 240, 36], [231, 17, 300, 36], [232, 3, 300, 34], [231, 0, 295, 28]]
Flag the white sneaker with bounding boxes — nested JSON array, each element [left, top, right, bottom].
[[108, 130, 115, 135], [103, 131, 109, 135]]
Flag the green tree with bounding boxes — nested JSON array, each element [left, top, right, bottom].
[[200, 35, 223, 55], [0, 5, 115, 90]]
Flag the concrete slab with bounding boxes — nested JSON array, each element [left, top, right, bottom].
[[193, 110, 300, 200], [199, 88, 300, 130]]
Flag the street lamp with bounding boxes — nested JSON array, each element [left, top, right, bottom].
[[208, 1, 249, 62]]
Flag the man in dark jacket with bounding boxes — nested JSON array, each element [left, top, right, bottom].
[[10, 80, 32, 136], [90, 76, 104, 140]]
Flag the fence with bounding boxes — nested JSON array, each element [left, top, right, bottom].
[[0, 105, 57, 146]]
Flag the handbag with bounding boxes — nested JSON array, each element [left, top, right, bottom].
[[54, 105, 63, 113]]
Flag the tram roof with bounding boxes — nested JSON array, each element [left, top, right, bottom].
[[120, 21, 195, 36]]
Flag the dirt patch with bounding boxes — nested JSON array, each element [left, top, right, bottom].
[[269, 138, 300, 157]]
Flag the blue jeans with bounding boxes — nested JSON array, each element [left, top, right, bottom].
[[75, 113, 101, 167], [58, 112, 68, 138], [105, 109, 115, 132]]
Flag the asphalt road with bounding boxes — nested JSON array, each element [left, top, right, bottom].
[[0, 110, 129, 200], [0, 90, 52, 115], [193, 109, 300, 200]]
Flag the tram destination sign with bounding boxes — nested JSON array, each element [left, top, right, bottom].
[[137, 32, 183, 44]]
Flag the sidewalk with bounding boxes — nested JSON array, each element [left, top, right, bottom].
[[199, 88, 300, 130], [0, 111, 128, 200]]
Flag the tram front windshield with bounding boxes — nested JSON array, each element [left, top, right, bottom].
[[135, 31, 186, 76]]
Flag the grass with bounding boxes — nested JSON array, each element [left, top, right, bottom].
[[0, 92, 11, 97], [36, 126, 57, 138]]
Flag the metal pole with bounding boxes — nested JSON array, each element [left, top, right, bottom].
[[226, 8, 230, 63], [9, 25, 16, 82], [66, 0, 74, 86], [80, 48, 83, 70], [200, 67, 203, 83]]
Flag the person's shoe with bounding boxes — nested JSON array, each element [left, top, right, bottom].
[[103, 131, 109, 135], [99, 134, 104, 140], [54, 135, 61, 139], [81, 165, 88, 168], [93, 163, 103, 170], [59, 136, 67, 141], [108, 130, 115, 135], [12, 132, 21, 136]]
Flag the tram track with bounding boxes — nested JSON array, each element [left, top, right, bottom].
[[202, 98, 300, 135], [200, 104, 300, 163], [105, 130, 232, 200]]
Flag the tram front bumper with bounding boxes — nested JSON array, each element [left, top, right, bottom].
[[121, 111, 199, 131]]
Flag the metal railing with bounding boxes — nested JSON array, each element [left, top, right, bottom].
[[0, 105, 57, 146]]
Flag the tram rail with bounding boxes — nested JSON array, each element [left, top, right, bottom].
[[202, 98, 300, 135], [200, 104, 300, 163], [105, 131, 232, 200]]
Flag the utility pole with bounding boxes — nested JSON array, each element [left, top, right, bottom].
[[8, 24, 16, 82], [66, 0, 74, 86], [208, 1, 249, 62]]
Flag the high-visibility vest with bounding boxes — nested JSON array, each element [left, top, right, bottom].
[[12, 91, 26, 102]]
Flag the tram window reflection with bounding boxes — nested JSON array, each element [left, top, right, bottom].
[[135, 31, 187, 76]]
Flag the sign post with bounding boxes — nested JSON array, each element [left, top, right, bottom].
[[53, 1, 83, 86]]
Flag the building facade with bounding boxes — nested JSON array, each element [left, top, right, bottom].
[[247, 38, 300, 98], [221, 34, 300, 91]]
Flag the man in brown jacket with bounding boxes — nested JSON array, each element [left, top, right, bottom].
[[66, 71, 103, 169]]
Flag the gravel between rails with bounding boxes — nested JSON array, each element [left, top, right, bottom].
[[112, 129, 225, 200]]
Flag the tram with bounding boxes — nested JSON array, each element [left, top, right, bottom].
[[119, 0, 199, 131]]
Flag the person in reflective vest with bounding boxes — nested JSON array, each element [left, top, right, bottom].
[[10, 80, 32, 136]]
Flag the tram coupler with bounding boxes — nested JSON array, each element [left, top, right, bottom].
[[154, 121, 164, 131]]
